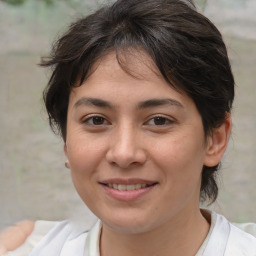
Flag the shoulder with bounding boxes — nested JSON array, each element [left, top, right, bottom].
[[233, 222, 256, 237], [202, 211, 256, 256], [216, 213, 256, 255], [225, 221, 256, 255]]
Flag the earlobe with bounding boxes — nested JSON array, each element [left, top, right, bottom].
[[204, 113, 232, 167], [65, 161, 70, 169]]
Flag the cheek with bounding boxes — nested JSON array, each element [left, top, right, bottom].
[[66, 133, 107, 176], [152, 137, 204, 210], [66, 134, 107, 206], [152, 133, 205, 184]]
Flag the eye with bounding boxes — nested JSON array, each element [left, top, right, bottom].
[[145, 116, 174, 126], [82, 115, 110, 126]]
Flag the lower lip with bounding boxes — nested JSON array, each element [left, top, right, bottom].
[[101, 185, 156, 201]]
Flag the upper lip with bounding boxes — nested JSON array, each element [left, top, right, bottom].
[[99, 178, 158, 185]]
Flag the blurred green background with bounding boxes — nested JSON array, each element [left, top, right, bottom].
[[0, 0, 255, 229]]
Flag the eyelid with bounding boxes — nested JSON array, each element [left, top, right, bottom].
[[144, 115, 175, 126], [81, 114, 111, 126]]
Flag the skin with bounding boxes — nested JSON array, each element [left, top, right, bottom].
[[64, 51, 231, 256]]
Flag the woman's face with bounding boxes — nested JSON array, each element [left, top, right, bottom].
[[65, 52, 221, 234]]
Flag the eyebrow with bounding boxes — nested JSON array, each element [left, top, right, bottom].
[[73, 97, 183, 109], [137, 98, 184, 109], [74, 97, 114, 109]]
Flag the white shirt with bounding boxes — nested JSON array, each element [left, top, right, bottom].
[[5, 211, 256, 256]]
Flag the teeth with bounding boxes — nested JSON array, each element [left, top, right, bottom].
[[107, 184, 149, 191], [118, 184, 126, 191], [136, 184, 141, 189], [127, 184, 136, 191]]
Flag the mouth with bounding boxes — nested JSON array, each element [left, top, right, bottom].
[[99, 179, 158, 201], [103, 183, 154, 191]]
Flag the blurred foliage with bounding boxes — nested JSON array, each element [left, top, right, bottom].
[[0, 0, 113, 6], [0, 0, 66, 5], [0, 0, 86, 6], [0, 0, 116, 45], [0, 0, 208, 15], [1, 0, 27, 5], [0, 0, 207, 13]]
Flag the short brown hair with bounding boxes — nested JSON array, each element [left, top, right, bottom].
[[41, 0, 234, 203]]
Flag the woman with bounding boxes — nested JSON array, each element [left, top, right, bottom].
[[1, 0, 256, 255]]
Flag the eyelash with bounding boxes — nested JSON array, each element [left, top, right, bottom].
[[144, 115, 174, 126], [82, 115, 174, 127], [82, 115, 110, 126]]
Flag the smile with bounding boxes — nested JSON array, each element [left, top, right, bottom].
[[100, 180, 158, 201], [106, 184, 148, 191]]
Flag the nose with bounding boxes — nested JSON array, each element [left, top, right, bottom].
[[106, 125, 147, 169]]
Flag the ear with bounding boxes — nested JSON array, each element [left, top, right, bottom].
[[64, 144, 70, 169], [204, 113, 232, 167]]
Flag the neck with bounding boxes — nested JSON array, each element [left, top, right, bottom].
[[100, 209, 210, 256]]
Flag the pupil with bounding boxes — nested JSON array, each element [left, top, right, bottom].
[[154, 117, 166, 125], [93, 116, 104, 125]]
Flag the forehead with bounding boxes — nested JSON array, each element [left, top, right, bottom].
[[72, 51, 165, 95], [69, 51, 196, 112], [90, 49, 162, 82], [74, 49, 184, 96]]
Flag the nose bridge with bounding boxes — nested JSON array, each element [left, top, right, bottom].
[[117, 123, 136, 153], [106, 121, 146, 168]]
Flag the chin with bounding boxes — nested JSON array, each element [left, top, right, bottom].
[[100, 212, 158, 235]]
